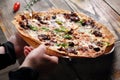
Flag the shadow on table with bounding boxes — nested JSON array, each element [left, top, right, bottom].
[[46, 50, 115, 80]]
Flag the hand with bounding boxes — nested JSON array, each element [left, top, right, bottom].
[[20, 45, 58, 75], [8, 33, 27, 58]]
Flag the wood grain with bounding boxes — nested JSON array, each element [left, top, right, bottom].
[[0, 0, 26, 39], [105, 0, 120, 15]]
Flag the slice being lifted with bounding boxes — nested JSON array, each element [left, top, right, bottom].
[[12, 9, 115, 58]]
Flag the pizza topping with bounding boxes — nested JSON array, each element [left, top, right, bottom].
[[78, 46, 88, 52], [92, 30, 102, 37], [96, 41, 104, 47], [52, 15, 56, 19], [15, 9, 114, 58], [80, 19, 87, 26], [86, 19, 94, 26], [38, 34, 50, 40], [93, 47, 100, 52], [58, 47, 66, 51], [21, 15, 27, 20], [55, 20, 63, 25], [68, 42, 74, 47], [67, 29, 74, 34], [29, 25, 38, 31], [64, 34, 72, 39], [89, 45, 94, 49], [34, 15, 42, 21], [64, 12, 80, 22], [67, 48, 77, 54], [19, 21, 27, 29]]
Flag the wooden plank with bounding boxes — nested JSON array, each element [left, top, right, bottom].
[[69, 0, 120, 41], [105, 0, 120, 15], [0, 27, 6, 43], [90, 0, 120, 40], [0, 0, 27, 40], [25, 0, 50, 11]]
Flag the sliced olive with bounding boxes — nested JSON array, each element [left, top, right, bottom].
[[38, 34, 50, 40], [68, 42, 74, 47], [94, 47, 100, 52], [52, 15, 56, 19], [92, 30, 102, 37]]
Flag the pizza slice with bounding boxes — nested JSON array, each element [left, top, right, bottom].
[[12, 9, 115, 58]]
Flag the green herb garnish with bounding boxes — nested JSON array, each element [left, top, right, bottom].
[[41, 27, 49, 31], [56, 20, 63, 25], [64, 34, 72, 39], [30, 25, 38, 31], [104, 42, 110, 46], [25, 0, 41, 10], [54, 26, 68, 33], [56, 43, 68, 48]]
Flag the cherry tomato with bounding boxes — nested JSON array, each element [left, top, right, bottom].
[[13, 2, 20, 12]]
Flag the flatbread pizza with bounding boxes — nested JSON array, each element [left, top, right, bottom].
[[12, 9, 115, 58]]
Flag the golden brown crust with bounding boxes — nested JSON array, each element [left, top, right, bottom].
[[12, 8, 115, 58]]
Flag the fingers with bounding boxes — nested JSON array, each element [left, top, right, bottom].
[[24, 46, 34, 56], [44, 54, 58, 64], [35, 44, 58, 64]]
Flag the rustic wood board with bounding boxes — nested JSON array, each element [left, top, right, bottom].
[[0, 0, 27, 39], [105, 0, 120, 15]]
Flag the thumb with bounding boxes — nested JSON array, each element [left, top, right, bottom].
[[34, 44, 46, 54]]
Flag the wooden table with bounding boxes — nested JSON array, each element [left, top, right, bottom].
[[0, 0, 120, 80]]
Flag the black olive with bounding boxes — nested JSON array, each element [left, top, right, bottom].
[[70, 12, 77, 17], [40, 20, 48, 24], [19, 22, 25, 28], [70, 17, 80, 22], [38, 34, 50, 40], [96, 41, 103, 47], [21, 15, 26, 20], [68, 42, 74, 47], [86, 20, 94, 25], [94, 47, 100, 52], [93, 30, 102, 37], [67, 29, 74, 34], [89, 45, 94, 49], [64, 13, 71, 19], [81, 19, 87, 26], [34, 15, 42, 21], [52, 15, 56, 19]]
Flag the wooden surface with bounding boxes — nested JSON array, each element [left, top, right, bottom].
[[0, 0, 120, 80]]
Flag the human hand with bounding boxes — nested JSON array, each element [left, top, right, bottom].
[[8, 33, 27, 58], [20, 45, 58, 76], [24, 46, 33, 56]]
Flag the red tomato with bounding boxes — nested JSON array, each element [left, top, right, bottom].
[[13, 2, 20, 12]]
